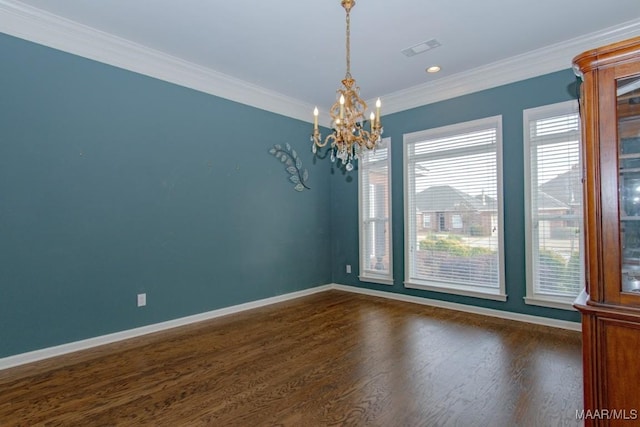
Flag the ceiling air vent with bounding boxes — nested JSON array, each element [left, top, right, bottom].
[[401, 38, 441, 57]]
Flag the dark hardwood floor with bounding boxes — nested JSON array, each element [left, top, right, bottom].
[[0, 290, 583, 426]]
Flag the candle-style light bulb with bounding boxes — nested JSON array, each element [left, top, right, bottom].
[[313, 107, 319, 130], [370, 112, 375, 131], [375, 98, 381, 123], [340, 94, 345, 119]]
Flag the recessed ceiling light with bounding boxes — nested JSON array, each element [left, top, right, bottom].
[[426, 66, 441, 73]]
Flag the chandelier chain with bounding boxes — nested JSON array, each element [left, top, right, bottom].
[[345, 9, 351, 77]]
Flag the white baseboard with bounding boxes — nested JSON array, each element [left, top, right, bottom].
[[330, 284, 582, 332], [0, 285, 332, 371], [0, 282, 580, 370]]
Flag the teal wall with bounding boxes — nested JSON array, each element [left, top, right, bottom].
[[0, 34, 332, 358], [0, 31, 582, 359], [331, 69, 581, 323]]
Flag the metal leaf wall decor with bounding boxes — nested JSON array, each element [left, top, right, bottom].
[[269, 143, 310, 191]]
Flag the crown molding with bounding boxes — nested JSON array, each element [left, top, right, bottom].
[[0, 0, 316, 124], [372, 18, 640, 116], [2, 0, 640, 122]]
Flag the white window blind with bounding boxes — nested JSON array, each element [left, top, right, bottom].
[[404, 116, 505, 300], [524, 101, 582, 309], [359, 137, 393, 285]]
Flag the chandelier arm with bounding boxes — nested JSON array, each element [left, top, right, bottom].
[[324, 133, 337, 148], [350, 91, 367, 118], [364, 133, 377, 149], [329, 96, 343, 123], [312, 131, 327, 147]]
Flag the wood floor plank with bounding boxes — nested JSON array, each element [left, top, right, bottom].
[[0, 290, 582, 426]]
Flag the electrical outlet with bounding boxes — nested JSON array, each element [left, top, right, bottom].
[[346, 264, 352, 274], [137, 293, 146, 307]]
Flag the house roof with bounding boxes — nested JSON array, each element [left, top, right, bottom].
[[537, 191, 569, 211], [539, 166, 581, 206], [415, 185, 496, 212], [416, 185, 570, 213]]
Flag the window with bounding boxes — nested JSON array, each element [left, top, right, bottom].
[[423, 213, 431, 229], [452, 214, 463, 229], [359, 137, 393, 285], [437, 212, 445, 231], [524, 100, 582, 309], [404, 116, 506, 300]]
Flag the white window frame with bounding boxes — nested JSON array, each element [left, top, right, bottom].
[[358, 137, 393, 285], [403, 116, 506, 301], [523, 100, 582, 310]]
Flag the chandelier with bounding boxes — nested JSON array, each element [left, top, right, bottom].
[[311, 0, 383, 171]]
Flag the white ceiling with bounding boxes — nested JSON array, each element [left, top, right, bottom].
[[2, 0, 640, 120]]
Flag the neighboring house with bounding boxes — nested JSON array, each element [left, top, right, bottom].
[[538, 165, 582, 239], [415, 167, 580, 240], [536, 191, 573, 239], [415, 185, 497, 236], [539, 164, 581, 208]]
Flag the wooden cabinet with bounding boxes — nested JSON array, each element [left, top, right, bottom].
[[573, 36, 640, 426]]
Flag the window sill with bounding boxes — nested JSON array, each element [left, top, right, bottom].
[[359, 275, 394, 286], [523, 296, 577, 311], [404, 280, 507, 302]]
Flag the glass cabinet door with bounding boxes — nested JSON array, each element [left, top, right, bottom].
[[618, 74, 640, 294]]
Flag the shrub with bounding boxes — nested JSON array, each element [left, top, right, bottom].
[[537, 249, 582, 295], [419, 235, 493, 256], [469, 223, 485, 236]]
